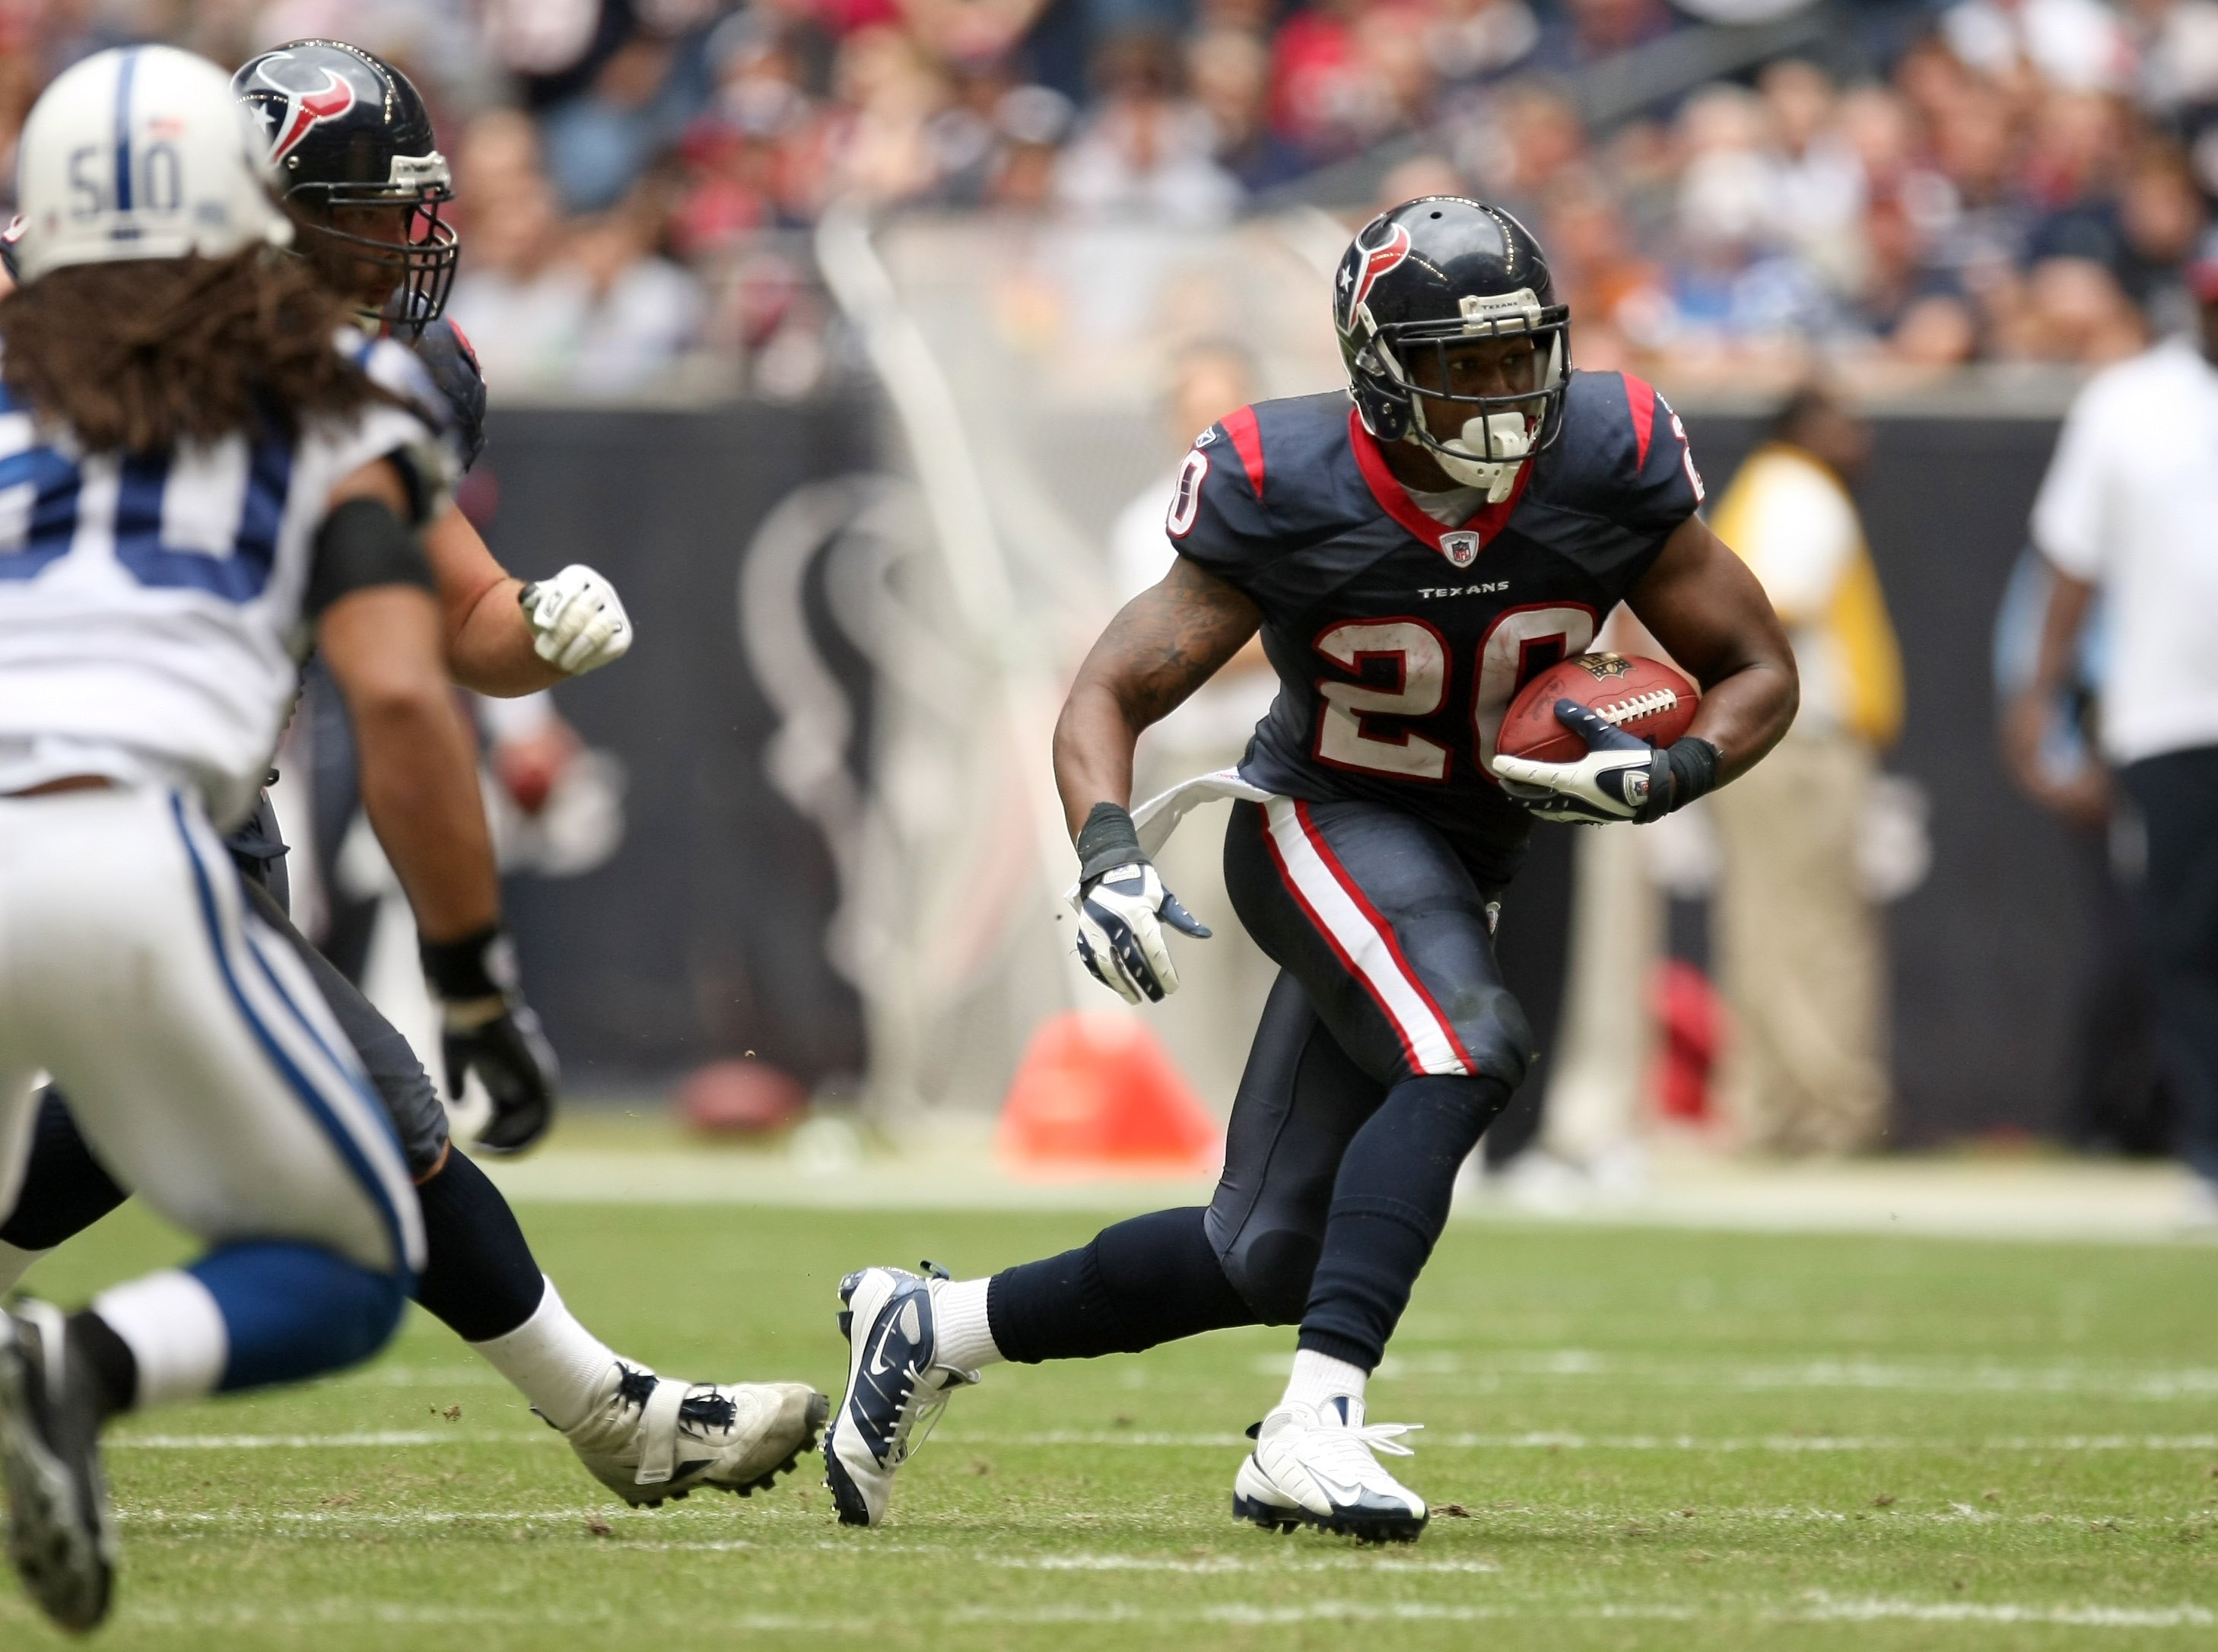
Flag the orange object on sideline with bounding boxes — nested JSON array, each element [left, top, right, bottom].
[[999, 1012, 1222, 1174]]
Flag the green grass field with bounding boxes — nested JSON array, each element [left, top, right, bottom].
[[4, 1199, 2216, 1650]]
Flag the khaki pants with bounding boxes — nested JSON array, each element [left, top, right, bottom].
[[1709, 734, 1891, 1155], [1538, 822, 1660, 1166]]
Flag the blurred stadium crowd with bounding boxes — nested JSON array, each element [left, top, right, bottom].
[[3, 1, 2215, 392]]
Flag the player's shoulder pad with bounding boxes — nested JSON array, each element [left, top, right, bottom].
[[339, 326, 448, 430], [1165, 391, 1349, 545], [330, 326, 454, 527], [406, 317, 488, 473], [1544, 369, 1705, 513]]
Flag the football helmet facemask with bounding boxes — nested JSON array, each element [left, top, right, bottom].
[[231, 40, 458, 332], [1335, 195, 1571, 500]]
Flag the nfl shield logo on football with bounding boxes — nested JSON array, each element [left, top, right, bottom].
[[1439, 531, 1481, 567]]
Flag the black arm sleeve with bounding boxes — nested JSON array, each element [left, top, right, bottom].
[[305, 495, 435, 618]]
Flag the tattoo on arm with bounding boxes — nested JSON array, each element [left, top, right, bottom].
[[1088, 559, 1262, 729]]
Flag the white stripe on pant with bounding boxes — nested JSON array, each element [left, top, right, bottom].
[[1259, 796, 1471, 1078], [0, 786, 423, 1284]]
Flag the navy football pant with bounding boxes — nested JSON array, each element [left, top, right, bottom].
[[992, 799, 1530, 1371]]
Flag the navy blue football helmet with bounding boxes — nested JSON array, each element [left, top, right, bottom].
[[1335, 196, 1571, 495]]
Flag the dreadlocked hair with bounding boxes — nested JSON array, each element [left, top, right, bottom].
[[0, 248, 386, 454]]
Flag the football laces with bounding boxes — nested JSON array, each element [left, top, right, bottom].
[[1594, 688, 1679, 728]]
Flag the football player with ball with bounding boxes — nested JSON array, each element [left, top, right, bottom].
[[826, 198, 1798, 1539]]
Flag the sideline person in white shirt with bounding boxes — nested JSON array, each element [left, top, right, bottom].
[[2011, 246, 2218, 1217]]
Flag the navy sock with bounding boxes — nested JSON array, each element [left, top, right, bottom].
[[988, 1206, 1257, 1364], [411, 1150, 548, 1344], [1298, 1074, 1512, 1368], [0, 1090, 128, 1252]]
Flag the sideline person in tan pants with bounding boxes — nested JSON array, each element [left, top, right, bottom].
[[1707, 383, 1902, 1155]]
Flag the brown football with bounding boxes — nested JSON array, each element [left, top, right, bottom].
[[1497, 653, 1700, 766]]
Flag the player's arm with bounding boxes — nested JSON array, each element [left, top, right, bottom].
[[1492, 512, 1797, 823], [315, 462, 500, 940], [313, 459, 560, 1152], [1050, 556, 1259, 1003], [425, 507, 632, 696], [1625, 512, 1799, 783], [1052, 555, 1261, 832]]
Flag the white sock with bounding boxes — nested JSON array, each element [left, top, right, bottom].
[[91, 1270, 227, 1409], [0, 1240, 45, 1295], [468, 1276, 620, 1431], [928, 1277, 1003, 1374], [1281, 1349, 1368, 1418]]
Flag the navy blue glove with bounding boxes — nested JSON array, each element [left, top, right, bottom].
[[421, 927, 558, 1155]]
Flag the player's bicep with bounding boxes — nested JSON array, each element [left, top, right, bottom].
[[1626, 513, 1794, 691], [422, 502, 512, 642], [1081, 555, 1263, 727]]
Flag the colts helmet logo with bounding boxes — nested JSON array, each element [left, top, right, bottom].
[[1338, 221, 1412, 332], [249, 55, 358, 164], [1439, 530, 1481, 568]]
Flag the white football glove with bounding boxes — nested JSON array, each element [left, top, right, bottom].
[[520, 564, 633, 675], [1491, 700, 1665, 823], [1072, 862, 1212, 1004]]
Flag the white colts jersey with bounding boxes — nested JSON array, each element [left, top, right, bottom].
[[0, 335, 437, 826]]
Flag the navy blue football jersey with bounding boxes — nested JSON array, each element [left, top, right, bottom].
[[1169, 369, 1704, 885]]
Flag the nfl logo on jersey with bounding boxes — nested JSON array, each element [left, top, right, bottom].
[[1439, 531, 1481, 567]]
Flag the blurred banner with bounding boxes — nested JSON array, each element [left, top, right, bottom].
[[477, 398, 878, 1100], [488, 213, 2100, 1150]]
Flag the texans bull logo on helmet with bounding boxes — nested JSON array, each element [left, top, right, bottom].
[[243, 53, 357, 164], [1336, 221, 1412, 335]]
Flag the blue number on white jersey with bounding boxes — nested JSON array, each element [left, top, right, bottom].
[[0, 442, 81, 579], [0, 396, 295, 602]]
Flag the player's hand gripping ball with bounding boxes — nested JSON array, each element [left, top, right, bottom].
[[1492, 653, 1701, 823], [520, 564, 633, 675]]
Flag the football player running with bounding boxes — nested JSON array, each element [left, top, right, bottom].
[[0, 45, 498, 1628], [0, 40, 825, 1512], [825, 199, 1797, 1539]]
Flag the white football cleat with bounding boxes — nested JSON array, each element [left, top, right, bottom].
[[1232, 1396, 1428, 1542], [822, 1264, 977, 1527], [561, 1361, 828, 1508]]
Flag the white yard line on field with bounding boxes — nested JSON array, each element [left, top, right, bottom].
[[69, 1595, 2218, 1633], [1250, 1348, 2218, 1397], [938, 1429, 2218, 1452], [110, 1431, 543, 1449], [112, 1504, 2175, 1533], [105, 1427, 2218, 1454]]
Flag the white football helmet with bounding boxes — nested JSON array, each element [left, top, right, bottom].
[[11, 44, 291, 286]]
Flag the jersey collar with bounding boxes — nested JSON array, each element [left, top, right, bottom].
[[1347, 407, 1533, 556]]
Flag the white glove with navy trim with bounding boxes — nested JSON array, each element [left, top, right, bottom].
[[1492, 701, 1721, 825], [1073, 862, 1212, 1003], [520, 564, 633, 675]]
